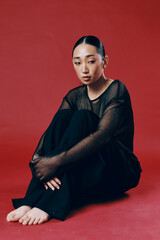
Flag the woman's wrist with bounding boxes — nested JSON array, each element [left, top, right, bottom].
[[51, 152, 66, 167]]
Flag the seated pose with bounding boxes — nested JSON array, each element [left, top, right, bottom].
[[7, 35, 142, 225]]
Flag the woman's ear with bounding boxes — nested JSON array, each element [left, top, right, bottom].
[[103, 55, 109, 68]]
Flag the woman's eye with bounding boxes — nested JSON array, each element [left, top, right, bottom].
[[74, 62, 80, 65], [88, 60, 95, 64]]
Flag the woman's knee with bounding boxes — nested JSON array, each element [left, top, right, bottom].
[[53, 109, 74, 122], [72, 110, 99, 122], [70, 110, 100, 132], [46, 109, 74, 134]]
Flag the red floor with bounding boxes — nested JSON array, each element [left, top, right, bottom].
[[1, 141, 160, 240]]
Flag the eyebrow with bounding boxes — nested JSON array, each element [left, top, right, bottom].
[[73, 54, 95, 59]]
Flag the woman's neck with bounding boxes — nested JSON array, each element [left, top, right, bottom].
[[87, 75, 114, 101]]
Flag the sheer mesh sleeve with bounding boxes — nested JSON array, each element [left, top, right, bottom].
[[32, 132, 46, 159], [60, 98, 127, 167], [32, 97, 72, 159], [58, 98, 72, 110]]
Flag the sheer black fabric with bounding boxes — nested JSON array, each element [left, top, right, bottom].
[[33, 80, 135, 167]]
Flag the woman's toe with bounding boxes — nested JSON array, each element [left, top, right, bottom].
[[38, 218, 44, 224], [22, 218, 30, 225], [33, 217, 40, 225], [19, 216, 24, 223], [7, 211, 17, 222], [28, 217, 36, 225], [20, 215, 29, 225], [6, 213, 12, 221]]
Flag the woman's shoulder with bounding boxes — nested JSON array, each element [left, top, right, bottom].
[[108, 79, 130, 98], [100, 79, 131, 107], [111, 79, 128, 90]]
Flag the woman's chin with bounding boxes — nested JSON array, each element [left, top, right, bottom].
[[80, 80, 91, 85]]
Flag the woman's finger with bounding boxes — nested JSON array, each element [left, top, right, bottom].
[[46, 181, 55, 191], [53, 177, 61, 185], [31, 158, 40, 165], [44, 183, 48, 190], [49, 179, 60, 190]]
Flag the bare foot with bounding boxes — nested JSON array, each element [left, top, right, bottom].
[[6, 205, 31, 222], [19, 207, 50, 225]]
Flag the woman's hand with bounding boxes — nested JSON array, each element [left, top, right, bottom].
[[29, 156, 60, 183], [44, 177, 61, 191]]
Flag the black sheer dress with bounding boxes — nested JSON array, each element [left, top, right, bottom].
[[12, 79, 142, 220]]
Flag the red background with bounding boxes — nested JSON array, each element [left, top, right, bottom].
[[0, 0, 160, 239], [1, 0, 160, 158]]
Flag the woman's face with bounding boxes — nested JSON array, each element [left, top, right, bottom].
[[72, 43, 106, 85]]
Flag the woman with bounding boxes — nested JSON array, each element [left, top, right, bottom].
[[7, 36, 142, 225]]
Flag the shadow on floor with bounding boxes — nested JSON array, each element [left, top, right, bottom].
[[68, 192, 129, 219]]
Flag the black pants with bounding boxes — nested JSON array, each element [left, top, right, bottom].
[[12, 110, 141, 220]]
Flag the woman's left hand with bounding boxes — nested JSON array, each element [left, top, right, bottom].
[[44, 177, 61, 191]]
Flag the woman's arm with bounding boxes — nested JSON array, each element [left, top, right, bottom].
[[58, 97, 72, 111]]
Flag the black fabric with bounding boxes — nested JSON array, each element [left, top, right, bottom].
[[12, 80, 142, 221], [12, 110, 107, 220]]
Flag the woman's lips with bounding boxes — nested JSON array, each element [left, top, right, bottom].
[[82, 76, 91, 80]]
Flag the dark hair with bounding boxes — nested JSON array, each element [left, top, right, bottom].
[[72, 35, 105, 60]]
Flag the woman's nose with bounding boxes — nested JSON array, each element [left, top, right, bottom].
[[82, 63, 89, 73]]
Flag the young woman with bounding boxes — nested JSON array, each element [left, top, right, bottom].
[[7, 36, 142, 225]]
